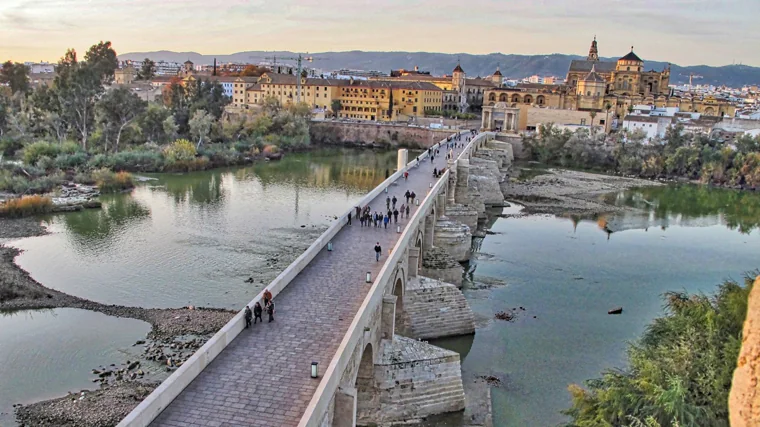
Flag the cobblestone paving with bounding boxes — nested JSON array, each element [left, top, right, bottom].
[[151, 136, 470, 427]]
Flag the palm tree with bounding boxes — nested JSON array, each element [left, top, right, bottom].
[[589, 111, 597, 135], [605, 103, 613, 133]]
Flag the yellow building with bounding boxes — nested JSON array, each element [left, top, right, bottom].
[[229, 73, 443, 121]]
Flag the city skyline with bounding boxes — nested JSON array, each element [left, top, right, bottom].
[[1, 0, 759, 67]]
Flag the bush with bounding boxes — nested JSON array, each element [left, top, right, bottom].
[[262, 144, 279, 155], [54, 152, 88, 170], [164, 157, 210, 172], [0, 195, 53, 218], [60, 141, 82, 155], [35, 155, 55, 171], [163, 139, 197, 163], [92, 169, 135, 193], [87, 154, 111, 170], [233, 141, 251, 153], [109, 151, 164, 172], [23, 141, 61, 165]]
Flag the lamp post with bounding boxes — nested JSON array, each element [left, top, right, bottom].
[[311, 362, 319, 378], [327, 242, 333, 251], [366, 272, 372, 283]]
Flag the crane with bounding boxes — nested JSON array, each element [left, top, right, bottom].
[[256, 54, 326, 104]]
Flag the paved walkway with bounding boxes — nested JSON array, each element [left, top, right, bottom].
[[151, 135, 470, 427]]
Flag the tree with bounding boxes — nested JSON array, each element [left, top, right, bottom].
[[137, 104, 171, 144], [238, 65, 267, 77], [84, 41, 118, 85], [189, 109, 213, 148], [589, 111, 597, 134], [387, 90, 394, 119], [96, 86, 146, 152], [137, 58, 156, 81], [54, 54, 102, 150], [0, 61, 30, 95], [565, 277, 753, 427], [331, 99, 342, 117], [162, 115, 178, 141]]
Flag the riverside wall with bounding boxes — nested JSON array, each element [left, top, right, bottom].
[[729, 275, 760, 427], [310, 121, 456, 149]]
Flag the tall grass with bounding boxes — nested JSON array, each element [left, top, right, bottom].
[[0, 195, 53, 218], [92, 169, 135, 193]]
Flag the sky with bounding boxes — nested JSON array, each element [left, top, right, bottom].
[[1, 0, 759, 67]]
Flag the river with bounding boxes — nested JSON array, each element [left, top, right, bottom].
[[4, 151, 760, 426]]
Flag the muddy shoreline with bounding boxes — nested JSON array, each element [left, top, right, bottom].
[[0, 218, 237, 426], [502, 165, 661, 217]]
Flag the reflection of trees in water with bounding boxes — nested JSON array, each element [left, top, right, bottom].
[[159, 171, 226, 207], [601, 185, 760, 234], [242, 148, 400, 192], [61, 195, 150, 250]]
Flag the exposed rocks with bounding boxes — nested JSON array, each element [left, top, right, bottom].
[[15, 381, 158, 427], [501, 167, 660, 216], [433, 216, 472, 262], [494, 311, 516, 322], [478, 375, 503, 387]]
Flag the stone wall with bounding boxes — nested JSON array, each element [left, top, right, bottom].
[[310, 122, 453, 148], [362, 336, 465, 425], [729, 275, 760, 427], [403, 276, 475, 340], [420, 246, 464, 287], [433, 216, 473, 262], [495, 133, 526, 159]]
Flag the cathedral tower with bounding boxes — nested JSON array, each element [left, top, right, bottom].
[[587, 36, 599, 61]]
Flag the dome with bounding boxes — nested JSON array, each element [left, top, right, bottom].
[[619, 50, 642, 63]]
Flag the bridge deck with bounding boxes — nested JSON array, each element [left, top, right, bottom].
[[151, 141, 464, 427]]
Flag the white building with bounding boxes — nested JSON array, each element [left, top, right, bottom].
[[24, 62, 55, 74], [622, 115, 661, 141]]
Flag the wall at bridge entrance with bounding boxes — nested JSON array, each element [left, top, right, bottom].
[[310, 122, 456, 149]]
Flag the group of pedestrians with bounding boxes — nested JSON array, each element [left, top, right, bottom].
[[244, 288, 275, 328]]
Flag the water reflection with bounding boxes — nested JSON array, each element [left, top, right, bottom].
[[601, 184, 760, 234], [60, 195, 150, 252]]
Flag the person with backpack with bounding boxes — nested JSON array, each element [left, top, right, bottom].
[[374, 242, 382, 262]]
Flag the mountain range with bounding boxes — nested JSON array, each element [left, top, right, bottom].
[[118, 50, 760, 88]]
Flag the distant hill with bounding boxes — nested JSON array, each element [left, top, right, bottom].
[[118, 50, 760, 87]]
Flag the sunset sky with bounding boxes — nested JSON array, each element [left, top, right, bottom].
[[2, 0, 758, 66]]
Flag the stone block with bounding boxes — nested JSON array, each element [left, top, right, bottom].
[[362, 336, 466, 425], [403, 276, 475, 339], [420, 246, 464, 287], [433, 216, 472, 262]]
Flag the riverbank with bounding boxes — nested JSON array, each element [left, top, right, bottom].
[[502, 165, 661, 216], [0, 218, 237, 426]]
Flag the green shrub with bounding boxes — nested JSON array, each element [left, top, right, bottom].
[[163, 139, 197, 163], [23, 141, 61, 165], [0, 136, 24, 158], [109, 151, 164, 172], [54, 152, 88, 169], [233, 141, 251, 153], [60, 141, 82, 154], [87, 154, 111, 170], [35, 155, 55, 171], [164, 157, 210, 172]]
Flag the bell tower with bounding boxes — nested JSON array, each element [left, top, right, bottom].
[[587, 36, 599, 61]]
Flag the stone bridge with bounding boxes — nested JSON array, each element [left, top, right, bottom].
[[118, 131, 513, 427]]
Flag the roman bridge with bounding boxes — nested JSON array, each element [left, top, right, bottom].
[[119, 130, 513, 427]]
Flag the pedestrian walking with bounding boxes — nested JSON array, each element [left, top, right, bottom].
[[405, 190, 411, 204], [244, 306, 253, 328], [400, 203, 405, 218], [404, 171, 409, 181], [267, 300, 275, 323], [263, 288, 272, 308], [405, 205, 410, 217], [374, 242, 382, 262], [386, 196, 391, 210], [393, 208, 399, 223], [392, 196, 397, 209], [410, 191, 416, 204], [384, 214, 389, 229], [253, 302, 263, 324], [347, 211, 352, 225], [355, 206, 361, 219], [433, 167, 438, 177]]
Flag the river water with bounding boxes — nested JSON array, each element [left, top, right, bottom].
[[1, 148, 404, 424], [4, 151, 760, 426]]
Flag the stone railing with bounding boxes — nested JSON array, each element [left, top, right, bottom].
[[116, 137, 455, 427], [297, 131, 492, 427]]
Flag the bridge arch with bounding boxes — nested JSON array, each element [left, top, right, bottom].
[[355, 343, 375, 425], [391, 271, 406, 335]]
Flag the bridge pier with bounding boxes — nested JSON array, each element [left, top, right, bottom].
[[333, 387, 357, 427]]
